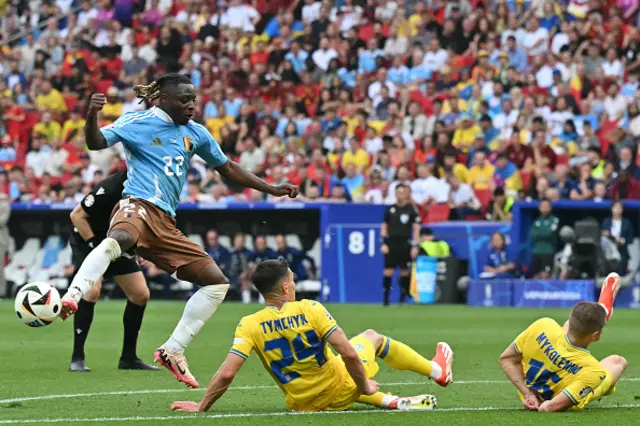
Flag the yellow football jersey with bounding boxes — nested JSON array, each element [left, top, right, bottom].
[[513, 318, 611, 409], [230, 300, 346, 411]]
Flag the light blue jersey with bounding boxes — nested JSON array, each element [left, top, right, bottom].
[[100, 107, 227, 217]]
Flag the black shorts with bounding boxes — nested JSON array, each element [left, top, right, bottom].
[[70, 233, 140, 279], [531, 254, 554, 276], [384, 241, 412, 270]]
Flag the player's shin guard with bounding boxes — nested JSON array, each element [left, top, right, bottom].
[[165, 284, 229, 353], [377, 336, 441, 380], [65, 238, 121, 302]]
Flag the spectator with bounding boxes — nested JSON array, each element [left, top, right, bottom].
[[480, 231, 515, 279], [34, 112, 62, 143], [239, 137, 265, 175], [275, 234, 315, 282], [452, 114, 481, 153], [35, 81, 67, 113], [411, 163, 445, 206], [0, 137, 17, 163], [447, 174, 481, 220], [228, 232, 254, 303], [121, 89, 145, 115], [552, 164, 574, 199], [439, 150, 468, 183], [530, 199, 559, 279], [467, 151, 495, 191], [25, 134, 51, 178], [611, 170, 640, 200], [328, 183, 350, 203], [570, 163, 596, 200], [602, 201, 634, 275], [403, 101, 429, 142], [341, 163, 365, 201], [486, 187, 513, 222], [205, 229, 230, 277], [341, 138, 369, 172]]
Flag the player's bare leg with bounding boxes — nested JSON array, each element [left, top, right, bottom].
[[69, 278, 103, 372], [598, 272, 621, 322], [60, 229, 135, 319], [155, 262, 229, 388]]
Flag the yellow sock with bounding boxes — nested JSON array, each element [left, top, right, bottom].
[[357, 392, 397, 408], [377, 336, 435, 378], [357, 392, 384, 407]]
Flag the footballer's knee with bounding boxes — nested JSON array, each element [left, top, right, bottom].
[[361, 329, 384, 350], [127, 286, 150, 306], [609, 355, 628, 371], [83, 281, 102, 303], [108, 229, 136, 252]]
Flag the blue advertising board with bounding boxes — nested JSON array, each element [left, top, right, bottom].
[[614, 283, 640, 309], [512, 280, 595, 308], [467, 280, 513, 307]]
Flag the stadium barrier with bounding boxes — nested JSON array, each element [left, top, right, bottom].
[[8, 200, 640, 304], [468, 279, 640, 308]]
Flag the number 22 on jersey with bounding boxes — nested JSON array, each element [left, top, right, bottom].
[[264, 330, 327, 384]]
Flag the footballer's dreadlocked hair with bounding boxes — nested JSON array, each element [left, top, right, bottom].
[[133, 73, 192, 103]]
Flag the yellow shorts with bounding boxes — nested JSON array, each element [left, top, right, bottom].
[[570, 370, 616, 411], [324, 335, 380, 411]]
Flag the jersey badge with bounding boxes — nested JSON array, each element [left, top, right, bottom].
[[400, 214, 409, 224], [183, 136, 194, 152], [149, 138, 163, 146], [84, 195, 95, 207], [170, 138, 177, 144], [579, 386, 593, 398], [96, 188, 105, 196]]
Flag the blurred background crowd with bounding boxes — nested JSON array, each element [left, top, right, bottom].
[[1, 0, 640, 223]]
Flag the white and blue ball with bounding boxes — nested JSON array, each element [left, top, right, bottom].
[[14, 282, 61, 327]]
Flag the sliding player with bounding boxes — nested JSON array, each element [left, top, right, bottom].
[[171, 259, 453, 413], [500, 273, 628, 412], [60, 73, 298, 388], [68, 170, 157, 372]]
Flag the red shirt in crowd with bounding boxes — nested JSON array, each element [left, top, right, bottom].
[[505, 143, 534, 169]]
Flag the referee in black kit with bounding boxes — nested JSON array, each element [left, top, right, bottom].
[[380, 184, 421, 306], [68, 170, 158, 372]]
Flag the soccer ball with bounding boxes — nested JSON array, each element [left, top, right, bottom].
[[14, 282, 61, 327]]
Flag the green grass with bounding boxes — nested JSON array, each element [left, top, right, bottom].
[[1, 301, 639, 425]]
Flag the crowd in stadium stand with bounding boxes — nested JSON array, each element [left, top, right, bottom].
[[1, 0, 640, 223]]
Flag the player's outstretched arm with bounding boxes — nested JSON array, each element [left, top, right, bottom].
[[171, 353, 246, 413], [499, 344, 540, 411], [216, 160, 299, 198], [84, 93, 108, 150], [538, 393, 573, 412], [327, 328, 379, 396]]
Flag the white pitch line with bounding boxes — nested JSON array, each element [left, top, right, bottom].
[[2, 404, 640, 424], [2, 378, 640, 405]]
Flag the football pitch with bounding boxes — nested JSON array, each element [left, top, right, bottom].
[[1, 301, 639, 426]]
